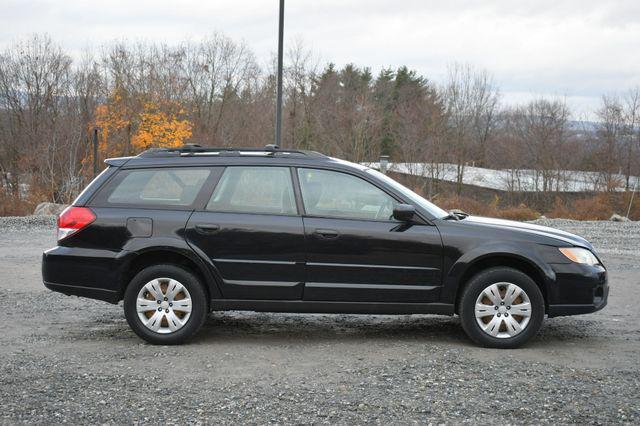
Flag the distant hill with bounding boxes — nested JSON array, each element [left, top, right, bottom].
[[567, 120, 600, 133]]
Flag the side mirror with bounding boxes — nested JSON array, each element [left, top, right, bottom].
[[393, 204, 416, 222]]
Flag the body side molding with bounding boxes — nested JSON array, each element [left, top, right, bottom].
[[210, 299, 455, 315]]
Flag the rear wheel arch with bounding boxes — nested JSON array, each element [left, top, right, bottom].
[[453, 254, 549, 314], [120, 249, 219, 301], [124, 263, 208, 344]]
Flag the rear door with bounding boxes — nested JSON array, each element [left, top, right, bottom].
[[185, 166, 305, 300], [297, 167, 443, 303]]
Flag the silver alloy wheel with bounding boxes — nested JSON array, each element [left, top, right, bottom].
[[474, 282, 532, 339], [136, 278, 193, 334]]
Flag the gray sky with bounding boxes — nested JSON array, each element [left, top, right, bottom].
[[1, 0, 639, 119]]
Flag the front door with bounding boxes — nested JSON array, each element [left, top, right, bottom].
[[185, 166, 305, 300], [297, 168, 443, 303]]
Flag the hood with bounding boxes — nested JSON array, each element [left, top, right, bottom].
[[460, 216, 593, 249]]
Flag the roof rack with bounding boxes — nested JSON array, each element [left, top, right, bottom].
[[138, 144, 326, 159]]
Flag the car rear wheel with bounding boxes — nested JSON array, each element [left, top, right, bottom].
[[124, 264, 207, 345], [459, 267, 544, 349]]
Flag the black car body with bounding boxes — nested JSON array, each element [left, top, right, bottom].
[[42, 146, 608, 347]]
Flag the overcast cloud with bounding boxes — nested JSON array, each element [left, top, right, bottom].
[[1, 0, 638, 118]]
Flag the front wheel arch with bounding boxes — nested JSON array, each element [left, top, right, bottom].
[[453, 254, 549, 315], [458, 266, 545, 348]]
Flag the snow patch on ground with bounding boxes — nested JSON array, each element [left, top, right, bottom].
[[365, 162, 640, 192]]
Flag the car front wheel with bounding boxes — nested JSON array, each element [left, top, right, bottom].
[[459, 267, 544, 349], [124, 264, 208, 345]]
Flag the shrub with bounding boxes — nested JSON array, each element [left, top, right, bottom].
[[432, 194, 539, 221], [0, 192, 36, 216], [433, 195, 494, 216], [547, 196, 572, 219], [572, 195, 614, 220], [547, 194, 614, 220], [427, 188, 640, 222], [496, 205, 540, 221], [617, 192, 640, 220]]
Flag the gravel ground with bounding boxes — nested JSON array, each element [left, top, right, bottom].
[[0, 217, 639, 424]]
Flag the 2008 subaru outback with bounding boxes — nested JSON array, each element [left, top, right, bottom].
[[42, 146, 608, 348]]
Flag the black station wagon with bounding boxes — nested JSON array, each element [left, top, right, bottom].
[[42, 146, 608, 348]]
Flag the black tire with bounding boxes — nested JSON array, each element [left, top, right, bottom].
[[459, 267, 544, 349], [124, 264, 208, 345]]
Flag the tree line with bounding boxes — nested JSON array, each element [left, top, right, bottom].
[[0, 34, 638, 213]]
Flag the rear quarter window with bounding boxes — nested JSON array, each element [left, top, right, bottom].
[[95, 168, 211, 208]]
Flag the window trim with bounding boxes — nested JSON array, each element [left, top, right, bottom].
[[89, 166, 216, 211], [295, 167, 403, 223], [203, 165, 300, 217]]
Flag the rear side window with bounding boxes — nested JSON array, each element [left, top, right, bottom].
[[104, 168, 210, 207], [206, 166, 297, 215]]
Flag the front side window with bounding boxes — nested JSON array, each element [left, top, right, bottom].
[[206, 166, 297, 215], [297, 168, 397, 220], [106, 168, 210, 207], [365, 169, 448, 218]]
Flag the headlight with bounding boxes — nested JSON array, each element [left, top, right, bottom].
[[558, 247, 600, 265]]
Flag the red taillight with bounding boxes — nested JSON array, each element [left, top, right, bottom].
[[57, 206, 96, 241]]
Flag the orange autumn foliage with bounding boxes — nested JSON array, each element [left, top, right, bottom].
[[93, 88, 132, 158], [92, 90, 192, 160], [131, 103, 192, 151]]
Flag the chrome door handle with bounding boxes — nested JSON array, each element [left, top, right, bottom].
[[313, 229, 339, 239], [195, 224, 220, 234]]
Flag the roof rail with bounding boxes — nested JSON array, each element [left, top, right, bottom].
[[138, 144, 326, 159]]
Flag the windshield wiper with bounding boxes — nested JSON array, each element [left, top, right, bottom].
[[442, 209, 469, 221], [442, 212, 459, 221]]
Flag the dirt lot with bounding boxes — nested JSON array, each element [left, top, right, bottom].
[[0, 218, 639, 424]]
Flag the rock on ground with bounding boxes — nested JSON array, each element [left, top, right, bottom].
[[33, 202, 67, 216]]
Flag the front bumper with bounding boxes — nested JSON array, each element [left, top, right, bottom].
[[547, 262, 608, 317]]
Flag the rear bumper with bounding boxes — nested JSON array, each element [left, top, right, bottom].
[[547, 262, 609, 318], [42, 246, 125, 304], [43, 281, 119, 303]]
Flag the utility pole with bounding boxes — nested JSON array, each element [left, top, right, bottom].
[[274, 0, 285, 148], [93, 128, 99, 176]]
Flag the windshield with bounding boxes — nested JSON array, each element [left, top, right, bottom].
[[366, 169, 449, 219]]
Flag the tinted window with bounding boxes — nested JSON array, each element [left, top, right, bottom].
[[106, 168, 210, 207], [365, 169, 448, 218], [206, 166, 297, 215], [298, 168, 397, 220]]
